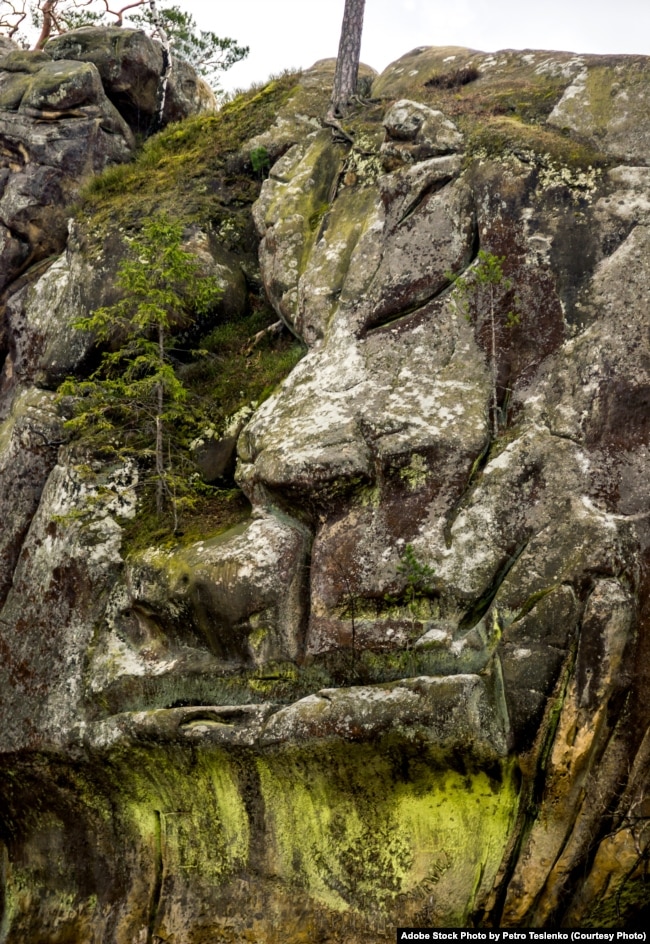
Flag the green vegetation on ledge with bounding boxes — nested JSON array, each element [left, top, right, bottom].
[[63, 71, 306, 550], [79, 70, 301, 236]]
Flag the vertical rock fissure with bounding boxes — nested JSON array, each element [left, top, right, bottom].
[[148, 0, 172, 134], [458, 540, 529, 632], [146, 810, 164, 944], [442, 437, 492, 548], [534, 591, 647, 925], [243, 752, 267, 878], [491, 637, 579, 926]]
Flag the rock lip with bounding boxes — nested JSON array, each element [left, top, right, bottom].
[[261, 675, 508, 755]]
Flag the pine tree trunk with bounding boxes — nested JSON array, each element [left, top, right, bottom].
[[331, 0, 366, 115], [155, 324, 165, 517]]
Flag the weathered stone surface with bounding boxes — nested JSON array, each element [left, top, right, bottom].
[[381, 99, 463, 168], [0, 223, 115, 396], [0, 219, 250, 405], [261, 674, 508, 754], [181, 225, 249, 325], [374, 45, 650, 167], [1, 46, 650, 938], [254, 139, 473, 342], [371, 45, 481, 99], [237, 56, 649, 927], [102, 509, 310, 675], [190, 404, 254, 483], [501, 579, 636, 925], [548, 57, 650, 163], [46, 27, 216, 132], [0, 386, 61, 608], [0, 52, 134, 294], [0, 36, 16, 57], [0, 456, 137, 751]]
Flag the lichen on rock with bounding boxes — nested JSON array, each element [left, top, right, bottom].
[[1, 41, 650, 939]]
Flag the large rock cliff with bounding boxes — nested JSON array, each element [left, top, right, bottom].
[[0, 40, 649, 939]]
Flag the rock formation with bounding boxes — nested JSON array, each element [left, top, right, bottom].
[[0, 28, 215, 296], [0, 41, 649, 940]]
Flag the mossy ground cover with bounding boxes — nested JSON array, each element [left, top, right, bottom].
[[430, 79, 609, 171], [79, 70, 302, 235], [356, 58, 610, 174], [422, 71, 566, 124]]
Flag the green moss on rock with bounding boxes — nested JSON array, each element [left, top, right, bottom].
[[0, 738, 520, 939], [78, 70, 301, 236]]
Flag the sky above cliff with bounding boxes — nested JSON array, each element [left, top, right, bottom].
[[182, 0, 650, 92]]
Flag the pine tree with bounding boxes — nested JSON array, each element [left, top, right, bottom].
[[59, 215, 222, 525], [447, 250, 520, 437]]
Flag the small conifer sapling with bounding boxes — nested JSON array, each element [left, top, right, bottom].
[[59, 215, 222, 527]]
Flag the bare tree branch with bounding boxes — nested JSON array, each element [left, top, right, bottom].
[[0, 0, 28, 39], [13, 1, 151, 48], [34, 0, 56, 47], [97, 0, 148, 28]]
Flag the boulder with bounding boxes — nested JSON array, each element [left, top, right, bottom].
[[0, 223, 122, 396], [0, 219, 250, 404], [0, 50, 134, 294], [46, 27, 216, 133], [69, 510, 311, 722], [548, 57, 650, 164], [380, 99, 464, 167], [0, 28, 217, 297]]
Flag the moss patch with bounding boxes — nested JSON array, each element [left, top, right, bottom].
[[465, 116, 608, 173], [78, 71, 301, 237], [252, 741, 519, 924], [0, 739, 520, 938]]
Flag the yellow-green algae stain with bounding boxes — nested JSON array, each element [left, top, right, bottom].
[[1, 739, 520, 940], [119, 744, 250, 885], [255, 740, 520, 926]]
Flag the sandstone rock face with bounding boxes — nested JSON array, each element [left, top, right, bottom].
[[46, 27, 217, 133], [0, 30, 214, 297], [1, 48, 649, 940], [0, 48, 134, 294]]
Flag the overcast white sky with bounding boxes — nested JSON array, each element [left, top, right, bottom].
[[179, 0, 650, 92]]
